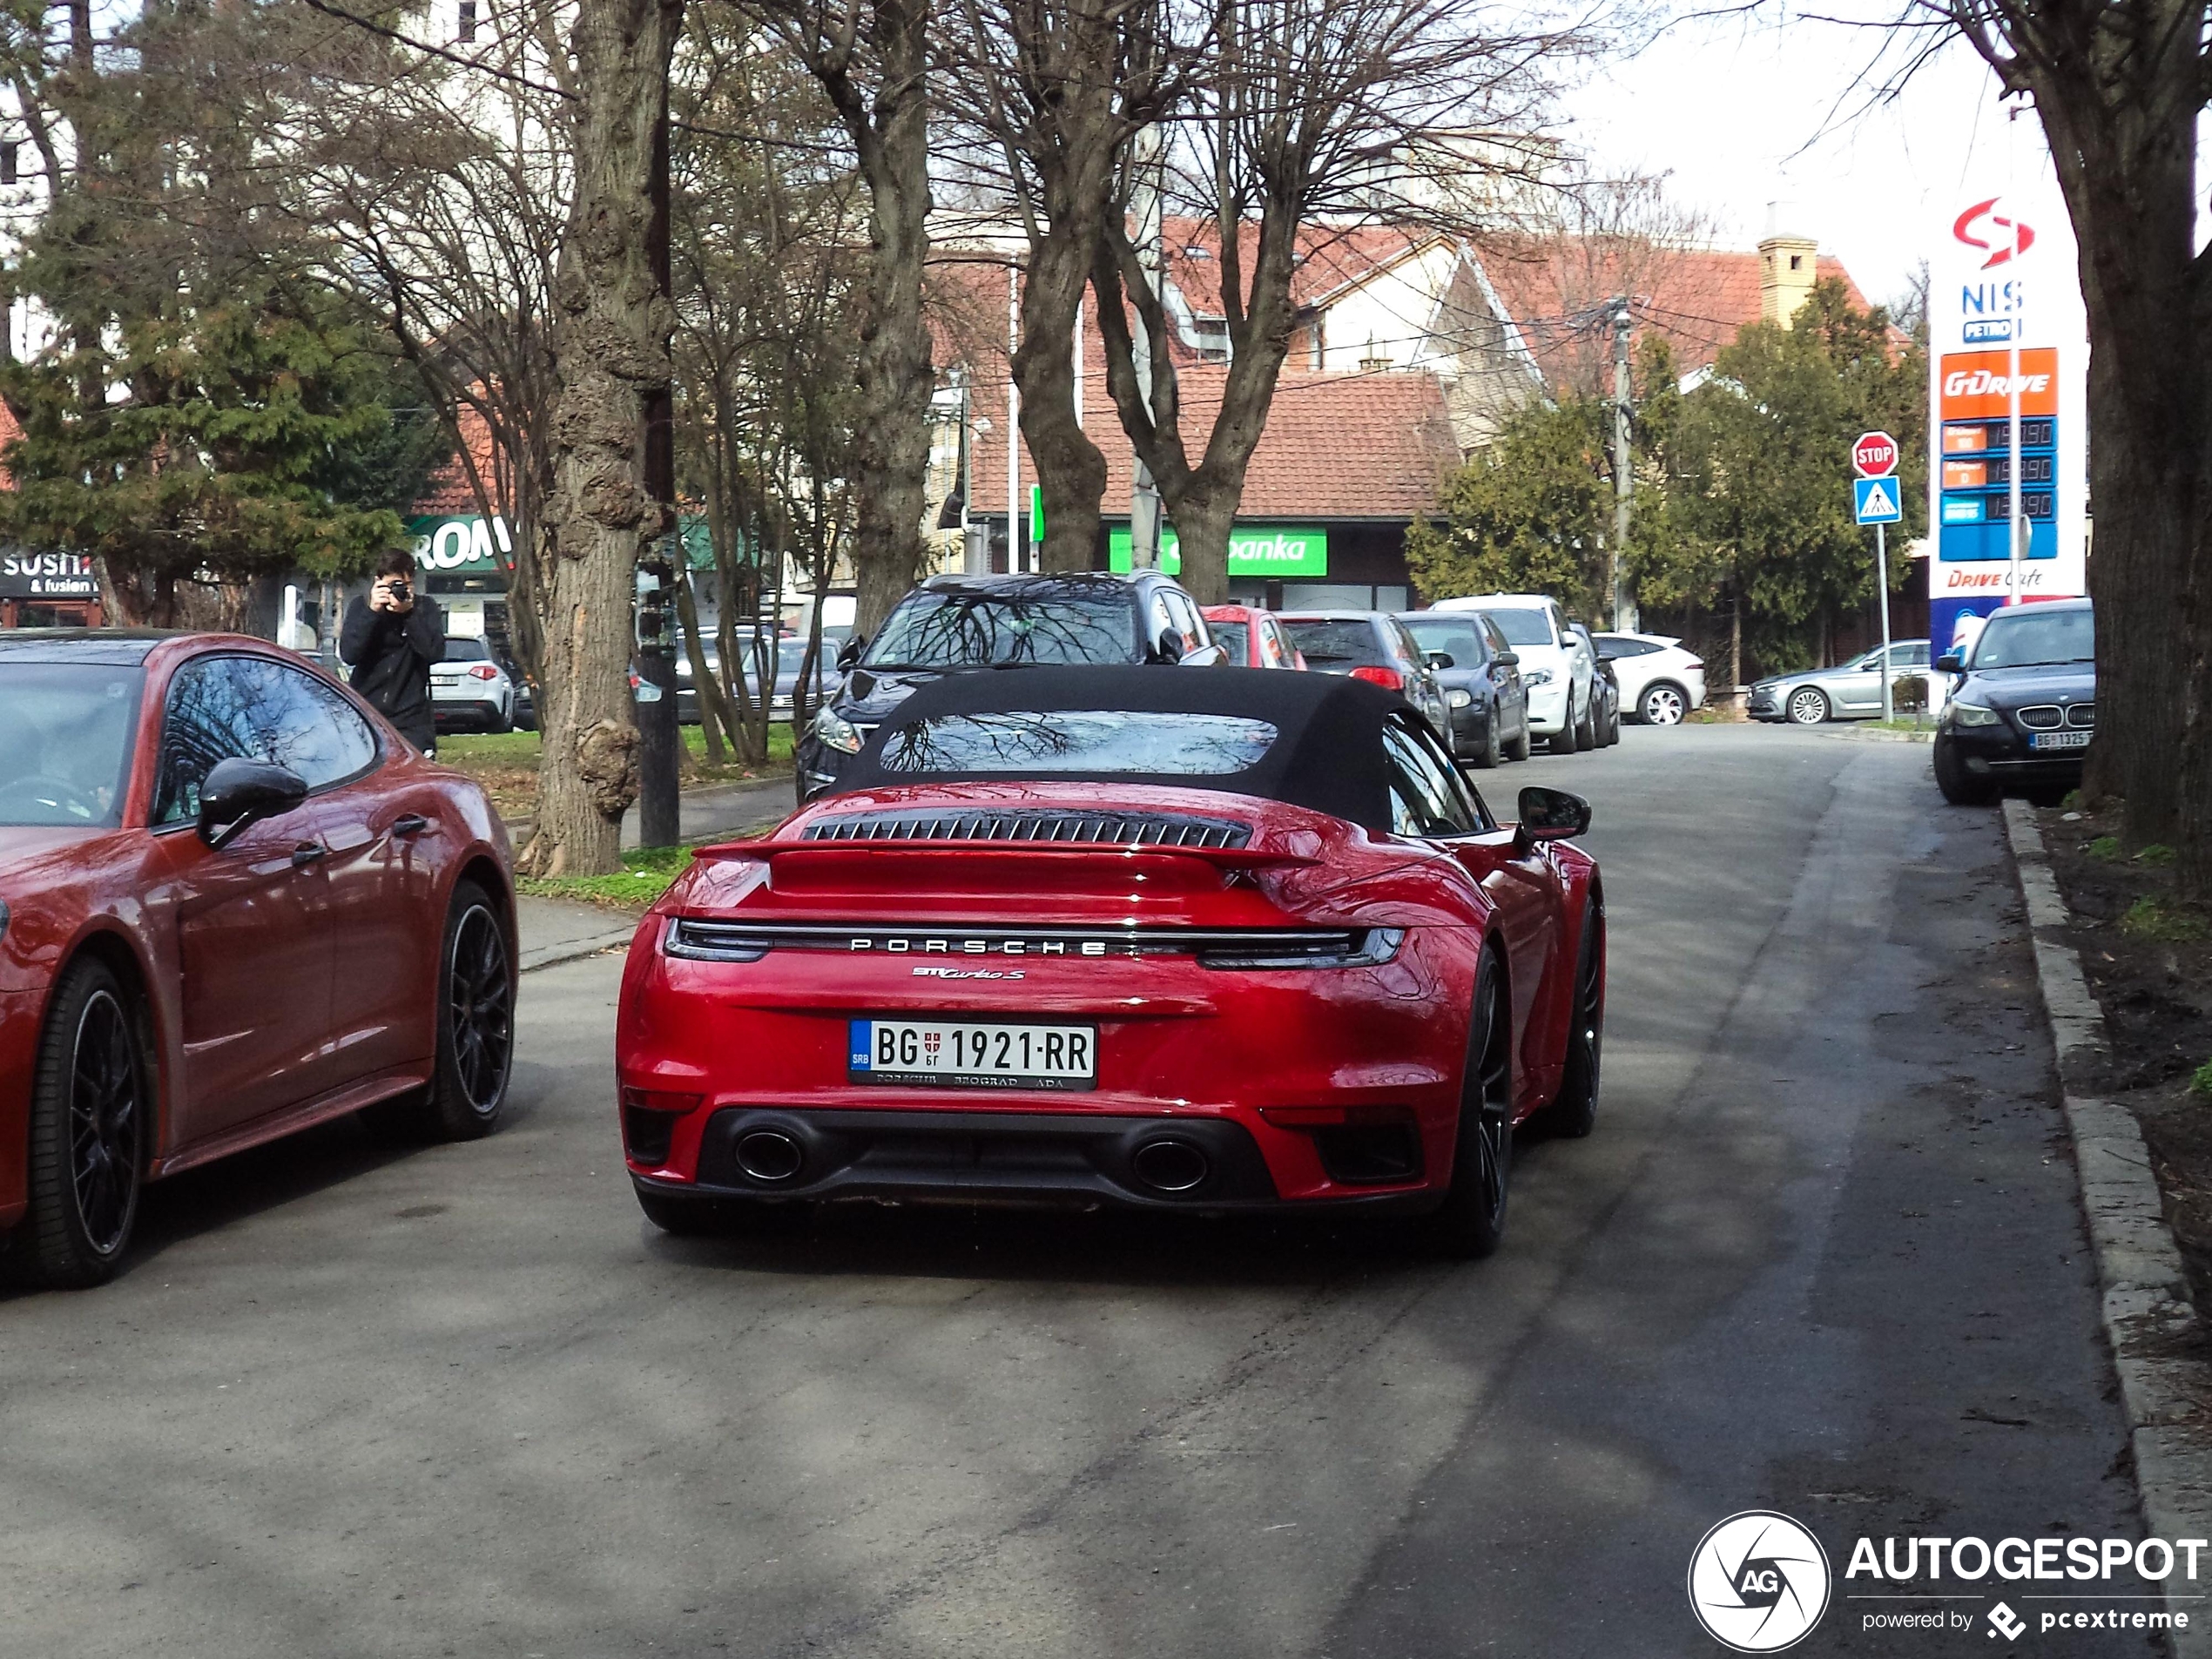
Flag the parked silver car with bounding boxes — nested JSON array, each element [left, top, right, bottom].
[[1748, 639, 1932, 725], [430, 635, 516, 733]]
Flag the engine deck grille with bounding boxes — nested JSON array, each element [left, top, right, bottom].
[[800, 808, 1252, 849]]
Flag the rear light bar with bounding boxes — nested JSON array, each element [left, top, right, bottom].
[[663, 918, 1406, 968], [1348, 665, 1406, 691]]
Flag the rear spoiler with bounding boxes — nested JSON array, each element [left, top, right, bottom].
[[695, 839, 1318, 871]]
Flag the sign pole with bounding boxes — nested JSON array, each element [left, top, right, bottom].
[[1875, 520, 1893, 722]]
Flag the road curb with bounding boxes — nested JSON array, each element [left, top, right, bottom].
[[518, 927, 637, 974], [2003, 799, 2212, 1648]]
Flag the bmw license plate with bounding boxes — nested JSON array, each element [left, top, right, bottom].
[[848, 1018, 1096, 1090], [2029, 730, 2092, 751]]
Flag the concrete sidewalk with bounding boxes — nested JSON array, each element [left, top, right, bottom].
[[516, 895, 637, 974], [506, 771, 796, 853]]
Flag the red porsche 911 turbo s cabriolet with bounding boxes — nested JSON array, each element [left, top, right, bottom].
[[0, 631, 518, 1288], [618, 665, 1603, 1257]]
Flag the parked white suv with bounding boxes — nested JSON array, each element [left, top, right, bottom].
[[1593, 631, 1708, 725], [1432, 594, 1595, 753]]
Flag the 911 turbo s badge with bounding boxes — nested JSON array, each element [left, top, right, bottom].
[[912, 965, 1027, 980]]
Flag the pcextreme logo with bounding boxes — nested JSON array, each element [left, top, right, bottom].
[[1688, 1512, 1831, 1652], [1955, 197, 2037, 269]]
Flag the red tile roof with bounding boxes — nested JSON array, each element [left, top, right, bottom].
[[1476, 239, 1880, 388], [413, 403, 499, 516], [968, 361, 1459, 522], [1162, 218, 1428, 318]]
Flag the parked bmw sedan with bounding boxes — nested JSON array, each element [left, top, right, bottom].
[[1747, 639, 1932, 725], [1932, 599, 2095, 806], [796, 572, 1224, 803], [0, 631, 517, 1287], [1397, 610, 1529, 766]]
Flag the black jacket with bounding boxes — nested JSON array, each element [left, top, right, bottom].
[[341, 592, 445, 750]]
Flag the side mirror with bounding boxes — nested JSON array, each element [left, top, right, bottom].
[[1424, 650, 1455, 671], [1513, 786, 1591, 852], [1177, 642, 1231, 667], [835, 635, 865, 672], [1494, 651, 1519, 670], [198, 758, 308, 850], [1934, 651, 1963, 674]]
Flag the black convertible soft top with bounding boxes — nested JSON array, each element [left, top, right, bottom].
[[834, 664, 1420, 831]]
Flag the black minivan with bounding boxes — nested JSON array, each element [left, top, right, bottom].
[[795, 570, 1224, 801]]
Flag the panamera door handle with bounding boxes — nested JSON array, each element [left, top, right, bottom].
[[290, 842, 327, 867], [391, 814, 430, 837]]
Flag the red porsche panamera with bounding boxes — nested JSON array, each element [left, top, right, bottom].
[[0, 631, 517, 1287], [618, 666, 1602, 1257]]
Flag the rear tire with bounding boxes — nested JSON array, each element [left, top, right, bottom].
[[1600, 698, 1621, 745], [364, 880, 515, 1142], [4, 958, 147, 1288], [1420, 949, 1514, 1260], [1639, 682, 1688, 725], [1545, 898, 1605, 1138], [1933, 738, 2000, 806]]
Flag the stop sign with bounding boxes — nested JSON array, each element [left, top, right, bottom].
[[1852, 431, 1899, 478]]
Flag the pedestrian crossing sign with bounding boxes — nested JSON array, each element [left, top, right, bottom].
[[1853, 476, 1903, 524]]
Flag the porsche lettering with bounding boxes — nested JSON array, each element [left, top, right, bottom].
[[848, 937, 1109, 956]]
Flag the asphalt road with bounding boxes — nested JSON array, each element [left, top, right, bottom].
[[0, 725, 2148, 1658]]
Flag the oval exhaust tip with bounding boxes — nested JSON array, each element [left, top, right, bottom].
[[1131, 1138, 1210, 1194], [734, 1128, 805, 1184]]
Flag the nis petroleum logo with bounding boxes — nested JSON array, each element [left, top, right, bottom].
[[1689, 1512, 2202, 1649], [1955, 197, 2036, 269]]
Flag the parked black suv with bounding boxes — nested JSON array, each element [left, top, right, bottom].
[[1932, 597, 2095, 806], [795, 570, 1224, 800]]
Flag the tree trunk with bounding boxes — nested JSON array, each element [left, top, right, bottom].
[[518, 0, 684, 878], [1015, 233, 1108, 574], [815, 0, 934, 640]]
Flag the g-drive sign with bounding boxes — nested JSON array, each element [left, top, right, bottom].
[[1851, 432, 1899, 478]]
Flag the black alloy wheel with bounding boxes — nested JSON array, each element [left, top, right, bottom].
[[1421, 949, 1514, 1259], [6, 957, 146, 1287], [1547, 898, 1605, 1137], [368, 879, 515, 1141]]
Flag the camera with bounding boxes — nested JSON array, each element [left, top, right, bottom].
[[387, 576, 411, 604]]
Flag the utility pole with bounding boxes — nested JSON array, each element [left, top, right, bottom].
[[1008, 260, 1022, 572], [1129, 125, 1164, 569], [634, 65, 680, 850], [1609, 296, 1634, 631]]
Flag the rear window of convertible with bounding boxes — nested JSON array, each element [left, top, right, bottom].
[[877, 710, 1278, 776]]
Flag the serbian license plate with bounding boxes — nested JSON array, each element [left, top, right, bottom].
[[2030, 729, 2092, 751], [848, 1018, 1097, 1090]]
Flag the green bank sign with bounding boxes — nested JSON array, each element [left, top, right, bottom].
[[1107, 524, 1327, 578]]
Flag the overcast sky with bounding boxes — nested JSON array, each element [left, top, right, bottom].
[[1560, 9, 2033, 309]]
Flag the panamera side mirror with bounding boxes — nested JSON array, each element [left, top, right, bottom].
[[198, 758, 308, 850], [1514, 786, 1592, 852]]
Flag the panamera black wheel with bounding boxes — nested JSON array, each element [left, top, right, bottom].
[[1421, 948, 1514, 1259], [370, 880, 514, 1142], [6, 958, 145, 1287], [1547, 896, 1605, 1137]]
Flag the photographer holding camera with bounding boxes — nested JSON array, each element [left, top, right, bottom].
[[340, 548, 446, 757]]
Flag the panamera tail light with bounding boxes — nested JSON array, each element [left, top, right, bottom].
[[1348, 665, 1405, 692]]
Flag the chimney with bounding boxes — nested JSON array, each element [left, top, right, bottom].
[[1757, 203, 1818, 328]]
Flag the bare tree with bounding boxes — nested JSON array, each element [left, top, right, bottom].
[[1088, 0, 1582, 602], [940, 0, 1180, 572], [520, 0, 686, 875], [1919, 0, 2210, 889], [754, 0, 935, 635]]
